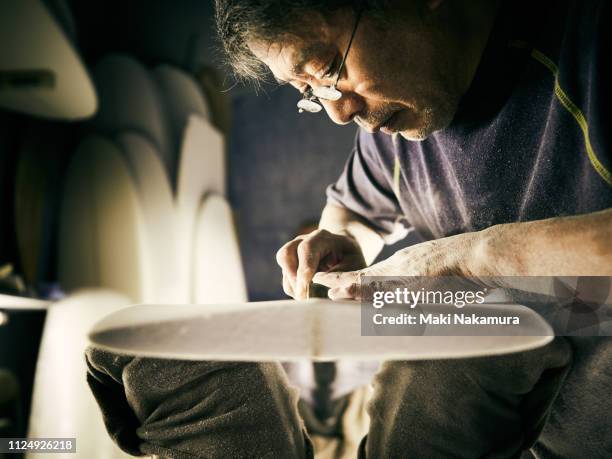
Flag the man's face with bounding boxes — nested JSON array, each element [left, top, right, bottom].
[[249, 1, 490, 140]]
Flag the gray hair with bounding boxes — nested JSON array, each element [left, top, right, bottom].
[[214, 0, 384, 83]]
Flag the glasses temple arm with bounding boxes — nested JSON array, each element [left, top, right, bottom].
[[334, 5, 364, 87]]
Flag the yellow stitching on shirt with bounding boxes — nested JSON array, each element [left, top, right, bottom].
[[529, 47, 612, 186], [393, 154, 401, 197], [391, 133, 402, 198]]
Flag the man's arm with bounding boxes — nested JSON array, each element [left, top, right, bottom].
[[313, 208, 612, 299], [478, 207, 612, 276]]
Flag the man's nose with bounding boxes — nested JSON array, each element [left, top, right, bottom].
[[321, 92, 365, 125]]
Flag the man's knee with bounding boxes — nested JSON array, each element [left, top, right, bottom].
[[364, 339, 573, 458], [370, 338, 571, 400], [87, 349, 310, 458]]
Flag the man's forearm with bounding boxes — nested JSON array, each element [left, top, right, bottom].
[[319, 203, 384, 265], [477, 208, 612, 276]]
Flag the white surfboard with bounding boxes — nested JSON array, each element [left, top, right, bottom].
[[153, 65, 211, 152], [175, 115, 228, 302], [28, 289, 133, 459], [89, 300, 554, 361], [0, 293, 49, 310], [115, 133, 185, 303], [0, 0, 97, 119], [58, 136, 146, 303], [92, 54, 173, 168], [193, 194, 247, 304]]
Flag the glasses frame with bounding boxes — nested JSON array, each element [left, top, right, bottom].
[[297, 5, 364, 113]]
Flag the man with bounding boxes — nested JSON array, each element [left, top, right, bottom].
[[88, 0, 611, 457], [224, 0, 611, 456]]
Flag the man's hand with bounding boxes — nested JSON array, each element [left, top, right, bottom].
[[276, 229, 367, 299], [313, 231, 481, 300]]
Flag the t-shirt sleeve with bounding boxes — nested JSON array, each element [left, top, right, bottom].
[[326, 129, 410, 244]]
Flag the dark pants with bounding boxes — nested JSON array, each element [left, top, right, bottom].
[[86, 338, 571, 459]]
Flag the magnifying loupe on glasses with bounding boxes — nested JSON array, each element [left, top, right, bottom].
[[297, 86, 342, 113], [296, 5, 362, 113]]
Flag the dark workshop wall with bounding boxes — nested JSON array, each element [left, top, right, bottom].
[[229, 85, 358, 300]]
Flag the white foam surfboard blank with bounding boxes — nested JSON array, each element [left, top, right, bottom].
[[58, 136, 146, 302], [0, 0, 97, 119], [177, 114, 225, 199], [0, 294, 49, 310], [193, 194, 247, 303], [28, 289, 133, 459], [89, 300, 553, 361], [153, 65, 211, 153], [92, 54, 173, 168], [175, 115, 226, 301], [115, 133, 187, 303]]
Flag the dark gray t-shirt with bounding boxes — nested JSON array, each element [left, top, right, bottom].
[[327, 0, 612, 243], [326, 2, 612, 456]]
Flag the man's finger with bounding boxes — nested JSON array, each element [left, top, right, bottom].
[[328, 283, 361, 301], [296, 238, 323, 299], [312, 270, 360, 289], [276, 238, 302, 281], [282, 270, 295, 298]]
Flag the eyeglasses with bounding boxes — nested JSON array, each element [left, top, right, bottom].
[[297, 6, 363, 113]]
